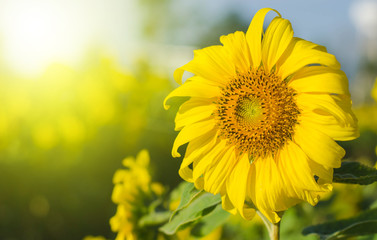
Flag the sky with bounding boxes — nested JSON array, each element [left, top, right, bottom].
[[0, 0, 375, 86]]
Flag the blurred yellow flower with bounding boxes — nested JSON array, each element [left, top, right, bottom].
[[32, 122, 58, 149], [58, 115, 86, 144], [83, 236, 106, 240], [164, 8, 359, 223], [174, 226, 222, 240], [110, 150, 165, 240]]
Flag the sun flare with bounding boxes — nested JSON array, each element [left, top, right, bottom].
[[0, 0, 139, 77]]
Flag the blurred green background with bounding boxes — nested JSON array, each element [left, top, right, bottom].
[[0, 0, 376, 239]]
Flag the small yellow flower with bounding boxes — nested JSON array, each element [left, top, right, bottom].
[[164, 8, 359, 223], [110, 150, 164, 240]]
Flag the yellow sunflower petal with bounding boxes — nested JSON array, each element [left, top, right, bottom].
[[187, 75, 224, 87], [176, 96, 214, 115], [278, 141, 331, 194], [308, 158, 333, 184], [297, 93, 357, 128], [204, 146, 237, 194], [178, 167, 193, 183], [192, 139, 226, 181], [294, 124, 345, 169], [246, 8, 280, 67], [225, 153, 250, 218], [172, 118, 216, 157], [241, 207, 256, 221], [220, 189, 237, 215], [262, 17, 293, 72], [179, 129, 218, 182], [331, 94, 359, 126], [175, 99, 216, 130], [194, 177, 204, 190], [289, 66, 350, 95], [277, 38, 340, 80], [164, 80, 220, 110], [174, 45, 235, 85], [300, 112, 359, 141], [220, 31, 251, 73], [248, 157, 282, 223]]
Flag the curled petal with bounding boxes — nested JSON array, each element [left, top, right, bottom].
[[277, 38, 340, 80], [246, 8, 280, 67], [297, 93, 357, 129], [262, 17, 294, 72]]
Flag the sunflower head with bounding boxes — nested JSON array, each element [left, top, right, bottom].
[[110, 150, 165, 240], [165, 8, 359, 223], [216, 68, 300, 159]]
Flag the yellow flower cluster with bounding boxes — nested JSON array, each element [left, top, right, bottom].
[[110, 150, 164, 240]]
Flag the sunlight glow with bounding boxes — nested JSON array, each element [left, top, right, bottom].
[[0, 0, 140, 77], [0, 1, 86, 76]]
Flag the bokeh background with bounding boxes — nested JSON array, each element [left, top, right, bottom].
[[0, 0, 376, 239]]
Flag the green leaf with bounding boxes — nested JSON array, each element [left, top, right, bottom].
[[170, 182, 202, 221], [139, 211, 171, 227], [159, 192, 221, 235], [302, 208, 377, 240], [333, 161, 377, 185], [191, 204, 230, 237]]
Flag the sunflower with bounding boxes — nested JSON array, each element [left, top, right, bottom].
[[164, 8, 358, 223], [110, 150, 165, 240]]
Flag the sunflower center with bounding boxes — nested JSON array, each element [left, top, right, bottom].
[[235, 96, 263, 126], [216, 69, 300, 158]]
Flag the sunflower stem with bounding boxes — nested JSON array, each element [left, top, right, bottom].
[[269, 221, 280, 240], [256, 210, 281, 240]]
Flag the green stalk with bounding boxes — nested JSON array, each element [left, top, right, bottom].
[[256, 210, 281, 240]]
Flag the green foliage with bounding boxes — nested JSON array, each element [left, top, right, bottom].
[[139, 211, 171, 227], [302, 208, 377, 240], [169, 182, 202, 221], [190, 204, 230, 237], [160, 183, 224, 236], [333, 161, 377, 185], [301, 161, 377, 239]]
